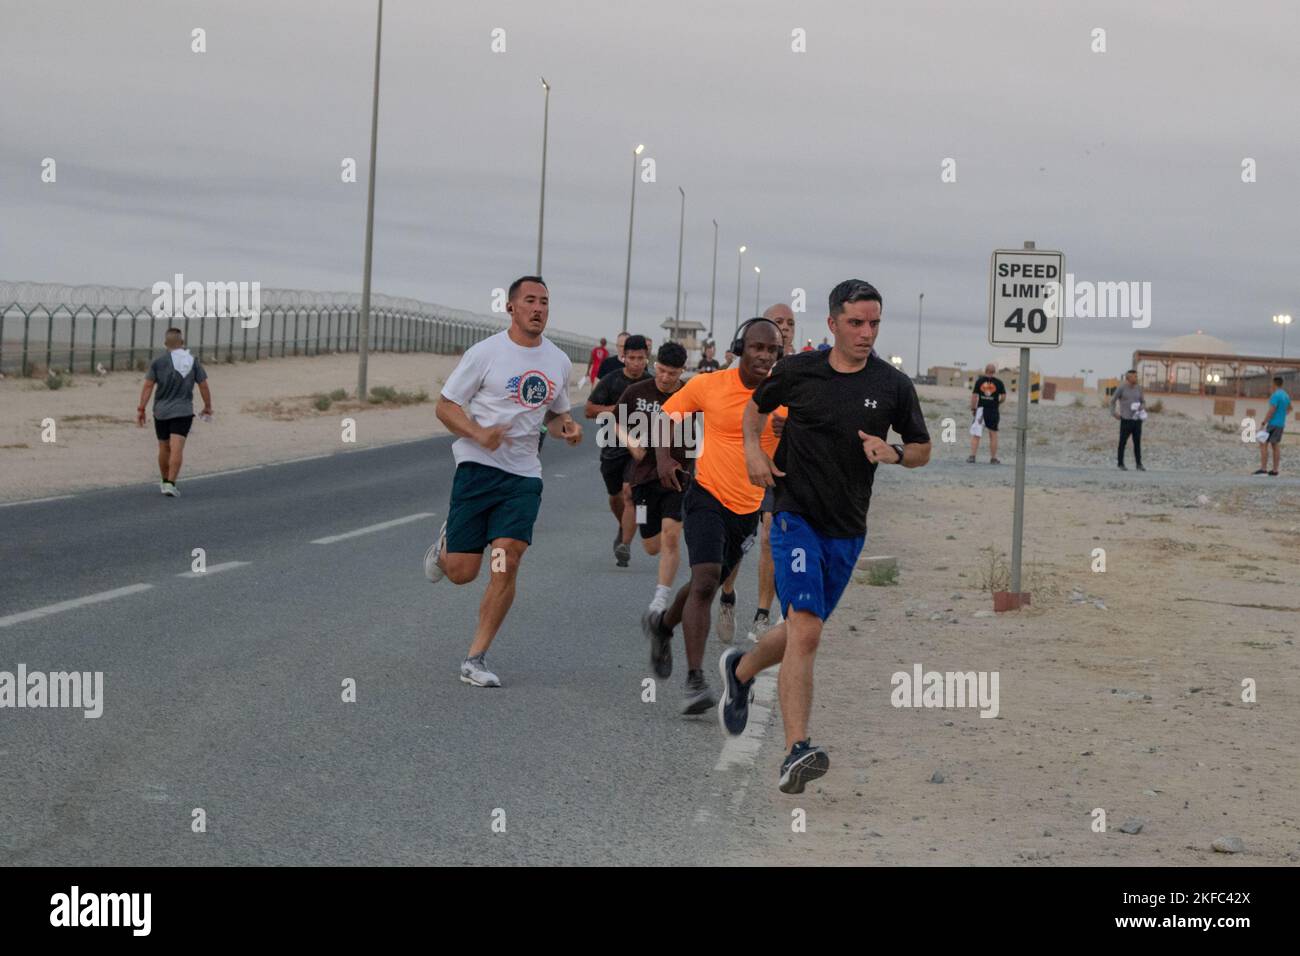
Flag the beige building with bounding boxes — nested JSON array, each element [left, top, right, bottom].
[[927, 365, 968, 388], [659, 317, 708, 354], [1044, 375, 1085, 393]]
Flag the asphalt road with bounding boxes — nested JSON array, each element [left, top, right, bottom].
[[0, 429, 791, 865], [2, 429, 1294, 866]]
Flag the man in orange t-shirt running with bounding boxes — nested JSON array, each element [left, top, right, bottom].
[[642, 318, 783, 715]]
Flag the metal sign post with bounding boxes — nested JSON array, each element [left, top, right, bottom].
[[988, 240, 1065, 609]]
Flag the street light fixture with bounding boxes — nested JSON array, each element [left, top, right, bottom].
[[621, 144, 646, 333], [1274, 313, 1293, 357], [754, 265, 761, 316]]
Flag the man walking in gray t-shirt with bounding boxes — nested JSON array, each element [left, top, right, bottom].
[[1110, 368, 1146, 471], [135, 328, 213, 496]]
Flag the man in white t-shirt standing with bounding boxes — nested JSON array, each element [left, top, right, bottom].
[[424, 276, 583, 687]]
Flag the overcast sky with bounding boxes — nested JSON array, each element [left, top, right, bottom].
[[3, 0, 1298, 377]]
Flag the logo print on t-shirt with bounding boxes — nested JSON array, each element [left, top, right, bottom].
[[980, 381, 998, 398], [507, 370, 555, 408]]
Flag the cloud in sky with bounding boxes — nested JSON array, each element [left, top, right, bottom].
[[3, 0, 1298, 375]]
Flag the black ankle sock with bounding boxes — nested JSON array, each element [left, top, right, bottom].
[[720, 591, 736, 606]]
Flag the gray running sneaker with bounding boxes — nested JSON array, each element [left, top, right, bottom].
[[642, 609, 673, 679], [161, 481, 179, 497], [459, 654, 500, 688], [746, 611, 772, 644], [423, 520, 447, 583], [615, 541, 631, 567], [716, 599, 736, 644], [681, 670, 717, 716], [778, 739, 830, 794]]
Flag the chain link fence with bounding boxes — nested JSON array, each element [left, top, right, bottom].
[[0, 282, 596, 376]]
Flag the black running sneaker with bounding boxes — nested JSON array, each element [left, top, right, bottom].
[[778, 739, 829, 794], [642, 609, 673, 679], [717, 647, 753, 736], [681, 669, 717, 716]]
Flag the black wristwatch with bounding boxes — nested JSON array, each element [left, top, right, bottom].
[[890, 443, 905, 464]]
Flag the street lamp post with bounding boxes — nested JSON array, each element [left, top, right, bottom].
[[536, 77, 550, 274], [915, 292, 924, 378], [357, 0, 384, 401], [674, 186, 686, 331], [734, 245, 746, 328], [1275, 314, 1293, 357], [754, 266, 761, 316], [708, 219, 718, 339], [621, 144, 645, 333]]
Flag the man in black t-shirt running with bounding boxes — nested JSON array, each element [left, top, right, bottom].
[[586, 334, 650, 566], [968, 363, 1006, 464], [719, 279, 932, 794]]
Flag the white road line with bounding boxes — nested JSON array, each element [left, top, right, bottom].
[[0, 583, 154, 629], [176, 561, 250, 579], [345, 437, 427, 453], [271, 453, 331, 465], [185, 465, 264, 482], [0, 494, 76, 508], [311, 512, 435, 545]]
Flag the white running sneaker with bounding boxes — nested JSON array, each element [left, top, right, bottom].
[[423, 520, 447, 583], [459, 654, 500, 688], [161, 482, 179, 497], [716, 599, 736, 645], [746, 612, 773, 644]]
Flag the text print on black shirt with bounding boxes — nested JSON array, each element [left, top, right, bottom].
[[752, 349, 929, 538]]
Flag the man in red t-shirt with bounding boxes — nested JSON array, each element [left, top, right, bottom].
[[587, 338, 609, 385]]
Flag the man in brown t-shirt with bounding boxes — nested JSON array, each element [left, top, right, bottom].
[[617, 341, 690, 616]]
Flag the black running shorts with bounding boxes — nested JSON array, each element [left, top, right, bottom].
[[682, 481, 759, 581], [600, 455, 631, 495], [632, 481, 683, 539], [154, 415, 194, 441]]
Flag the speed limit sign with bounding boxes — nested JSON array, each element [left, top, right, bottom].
[[988, 249, 1064, 348]]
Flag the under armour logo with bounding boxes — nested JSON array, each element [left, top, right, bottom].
[[863, 398, 878, 408]]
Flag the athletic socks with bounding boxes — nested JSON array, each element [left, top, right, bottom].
[[649, 584, 671, 613], [720, 591, 736, 607]]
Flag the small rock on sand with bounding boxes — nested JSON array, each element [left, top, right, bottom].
[[1211, 836, 1245, 854]]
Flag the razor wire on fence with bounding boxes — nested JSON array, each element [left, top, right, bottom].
[[0, 282, 597, 376]]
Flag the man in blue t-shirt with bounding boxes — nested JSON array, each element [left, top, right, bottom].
[[1254, 376, 1293, 476]]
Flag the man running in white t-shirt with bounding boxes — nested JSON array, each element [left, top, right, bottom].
[[424, 276, 583, 687]]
